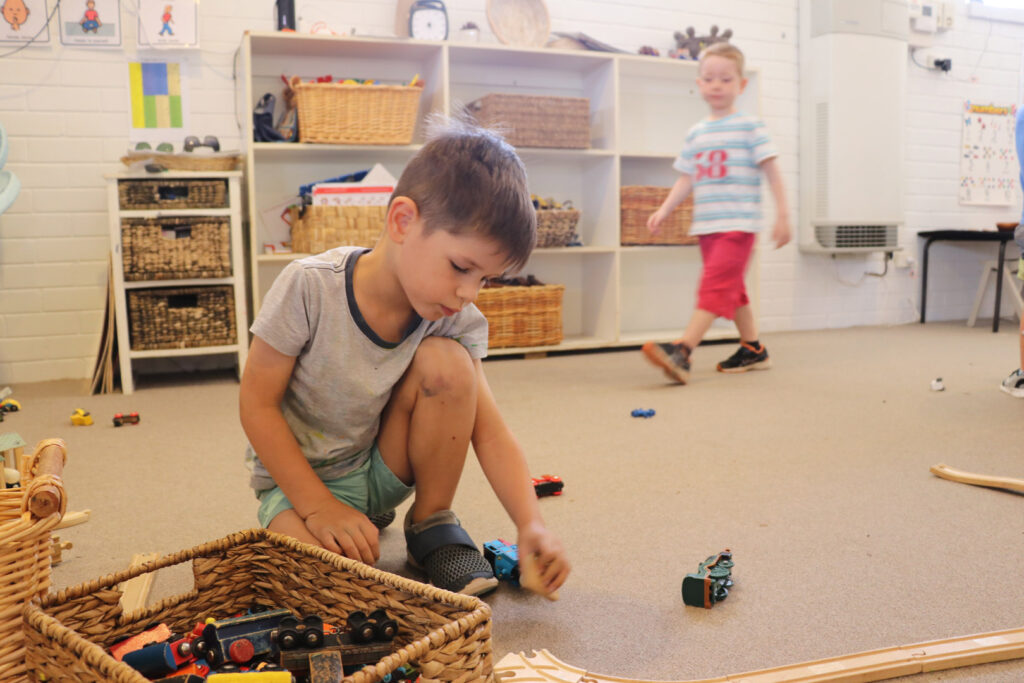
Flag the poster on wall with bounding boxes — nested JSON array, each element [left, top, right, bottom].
[[127, 61, 189, 145], [136, 0, 197, 49], [59, 0, 121, 47], [959, 101, 1018, 206], [0, 0, 51, 44]]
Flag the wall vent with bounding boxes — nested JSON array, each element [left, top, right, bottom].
[[814, 224, 898, 250]]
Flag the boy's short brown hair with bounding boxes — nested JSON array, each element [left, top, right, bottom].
[[390, 116, 536, 271], [699, 42, 745, 76]]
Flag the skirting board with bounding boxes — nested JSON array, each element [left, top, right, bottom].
[[494, 626, 1024, 682]]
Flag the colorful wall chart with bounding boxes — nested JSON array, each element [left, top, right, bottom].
[[128, 61, 183, 129], [959, 101, 1018, 206]]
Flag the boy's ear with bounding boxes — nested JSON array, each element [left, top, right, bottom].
[[386, 196, 419, 244]]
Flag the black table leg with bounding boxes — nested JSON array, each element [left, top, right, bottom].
[[920, 237, 935, 323], [993, 240, 1008, 333]]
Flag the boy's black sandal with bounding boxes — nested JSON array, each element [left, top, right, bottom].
[[404, 508, 498, 596]]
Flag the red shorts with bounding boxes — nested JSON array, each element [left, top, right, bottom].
[[696, 231, 756, 320]]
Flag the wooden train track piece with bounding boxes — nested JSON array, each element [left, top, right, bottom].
[[930, 463, 1024, 495], [494, 626, 1024, 682]]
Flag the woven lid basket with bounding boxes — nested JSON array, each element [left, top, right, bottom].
[[0, 438, 68, 683], [23, 528, 495, 683]]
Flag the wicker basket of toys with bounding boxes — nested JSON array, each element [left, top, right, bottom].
[[121, 216, 231, 281], [535, 209, 580, 248], [620, 185, 696, 245], [476, 277, 564, 349], [467, 93, 590, 149], [128, 286, 237, 350], [294, 82, 423, 145], [0, 437, 68, 683], [22, 528, 495, 683], [290, 205, 386, 254], [117, 178, 228, 211]]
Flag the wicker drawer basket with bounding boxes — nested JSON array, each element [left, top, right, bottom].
[[536, 209, 580, 248], [620, 186, 696, 245], [23, 529, 495, 683], [290, 205, 386, 254], [118, 178, 228, 211], [476, 283, 565, 349], [467, 93, 590, 149], [294, 82, 422, 145], [121, 216, 231, 281], [128, 286, 237, 350]]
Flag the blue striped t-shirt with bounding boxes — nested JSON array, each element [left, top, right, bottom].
[[673, 113, 777, 236]]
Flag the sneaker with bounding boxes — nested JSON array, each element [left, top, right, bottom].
[[717, 342, 772, 373], [367, 509, 396, 530], [1000, 368, 1024, 397], [641, 341, 691, 384], [404, 508, 498, 597]]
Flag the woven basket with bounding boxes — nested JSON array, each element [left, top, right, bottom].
[[290, 205, 386, 254], [294, 82, 422, 145], [118, 179, 228, 211], [535, 209, 580, 248], [23, 528, 494, 683], [467, 93, 590, 149], [0, 438, 68, 683], [620, 185, 696, 245], [119, 152, 241, 172], [128, 286, 237, 350], [121, 216, 231, 281], [476, 283, 565, 348]]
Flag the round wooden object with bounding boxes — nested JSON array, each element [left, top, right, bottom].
[[486, 0, 550, 47], [996, 221, 1018, 231]]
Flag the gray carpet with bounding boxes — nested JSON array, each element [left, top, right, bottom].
[[6, 322, 1024, 682]]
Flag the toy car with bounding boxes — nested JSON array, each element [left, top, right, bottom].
[[682, 549, 734, 608], [70, 409, 93, 426], [531, 474, 563, 497], [113, 411, 140, 427], [483, 539, 520, 585], [631, 408, 656, 418], [0, 398, 20, 412]]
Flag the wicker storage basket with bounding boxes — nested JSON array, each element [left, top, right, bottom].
[[118, 178, 228, 211], [290, 205, 386, 254], [121, 216, 231, 281], [535, 209, 580, 248], [128, 286, 237, 350], [467, 94, 590, 149], [0, 438, 68, 683], [294, 82, 422, 145], [119, 152, 241, 172], [23, 529, 494, 683], [620, 185, 696, 245], [476, 283, 565, 348]]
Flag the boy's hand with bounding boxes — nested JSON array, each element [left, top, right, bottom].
[[647, 210, 667, 235], [516, 521, 570, 597], [303, 499, 380, 565], [772, 214, 791, 249]]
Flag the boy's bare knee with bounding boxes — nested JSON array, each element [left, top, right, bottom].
[[412, 337, 476, 397]]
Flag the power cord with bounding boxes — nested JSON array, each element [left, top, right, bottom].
[[0, 0, 61, 59]]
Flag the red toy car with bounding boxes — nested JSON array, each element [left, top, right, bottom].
[[531, 474, 563, 497], [112, 411, 140, 427]]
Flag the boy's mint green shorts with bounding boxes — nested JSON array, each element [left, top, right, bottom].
[[256, 444, 414, 528]]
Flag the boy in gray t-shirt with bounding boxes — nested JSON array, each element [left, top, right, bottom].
[[240, 119, 569, 597]]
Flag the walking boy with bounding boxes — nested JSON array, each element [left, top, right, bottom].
[[1001, 108, 1024, 397], [240, 119, 570, 596], [642, 42, 790, 384]]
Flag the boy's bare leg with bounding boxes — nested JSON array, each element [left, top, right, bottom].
[[733, 304, 758, 343], [678, 309, 716, 350], [377, 336, 477, 524]]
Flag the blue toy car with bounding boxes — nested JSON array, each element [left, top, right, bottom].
[[631, 408, 656, 418], [482, 539, 520, 585]]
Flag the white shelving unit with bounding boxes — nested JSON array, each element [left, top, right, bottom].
[[240, 32, 761, 355], [106, 171, 249, 392]]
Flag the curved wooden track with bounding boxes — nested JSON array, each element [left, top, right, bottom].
[[494, 626, 1024, 682], [930, 464, 1024, 495]]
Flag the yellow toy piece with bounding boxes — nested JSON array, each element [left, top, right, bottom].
[[70, 409, 93, 426], [0, 398, 20, 412]]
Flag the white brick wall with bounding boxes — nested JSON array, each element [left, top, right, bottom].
[[0, 0, 1020, 383]]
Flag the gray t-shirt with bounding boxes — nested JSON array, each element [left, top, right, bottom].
[[245, 246, 489, 491]]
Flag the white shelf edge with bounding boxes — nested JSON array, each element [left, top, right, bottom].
[[129, 344, 244, 359], [253, 142, 424, 154], [123, 277, 237, 289], [119, 208, 233, 218], [619, 244, 700, 252], [106, 170, 243, 179], [620, 152, 678, 160], [533, 246, 616, 255]]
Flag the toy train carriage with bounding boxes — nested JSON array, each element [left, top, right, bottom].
[[194, 608, 324, 667], [483, 539, 520, 585], [681, 549, 734, 608]]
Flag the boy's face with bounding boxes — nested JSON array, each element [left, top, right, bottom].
[[397, 218, 510, 322], [697, 55, 746, 112]]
